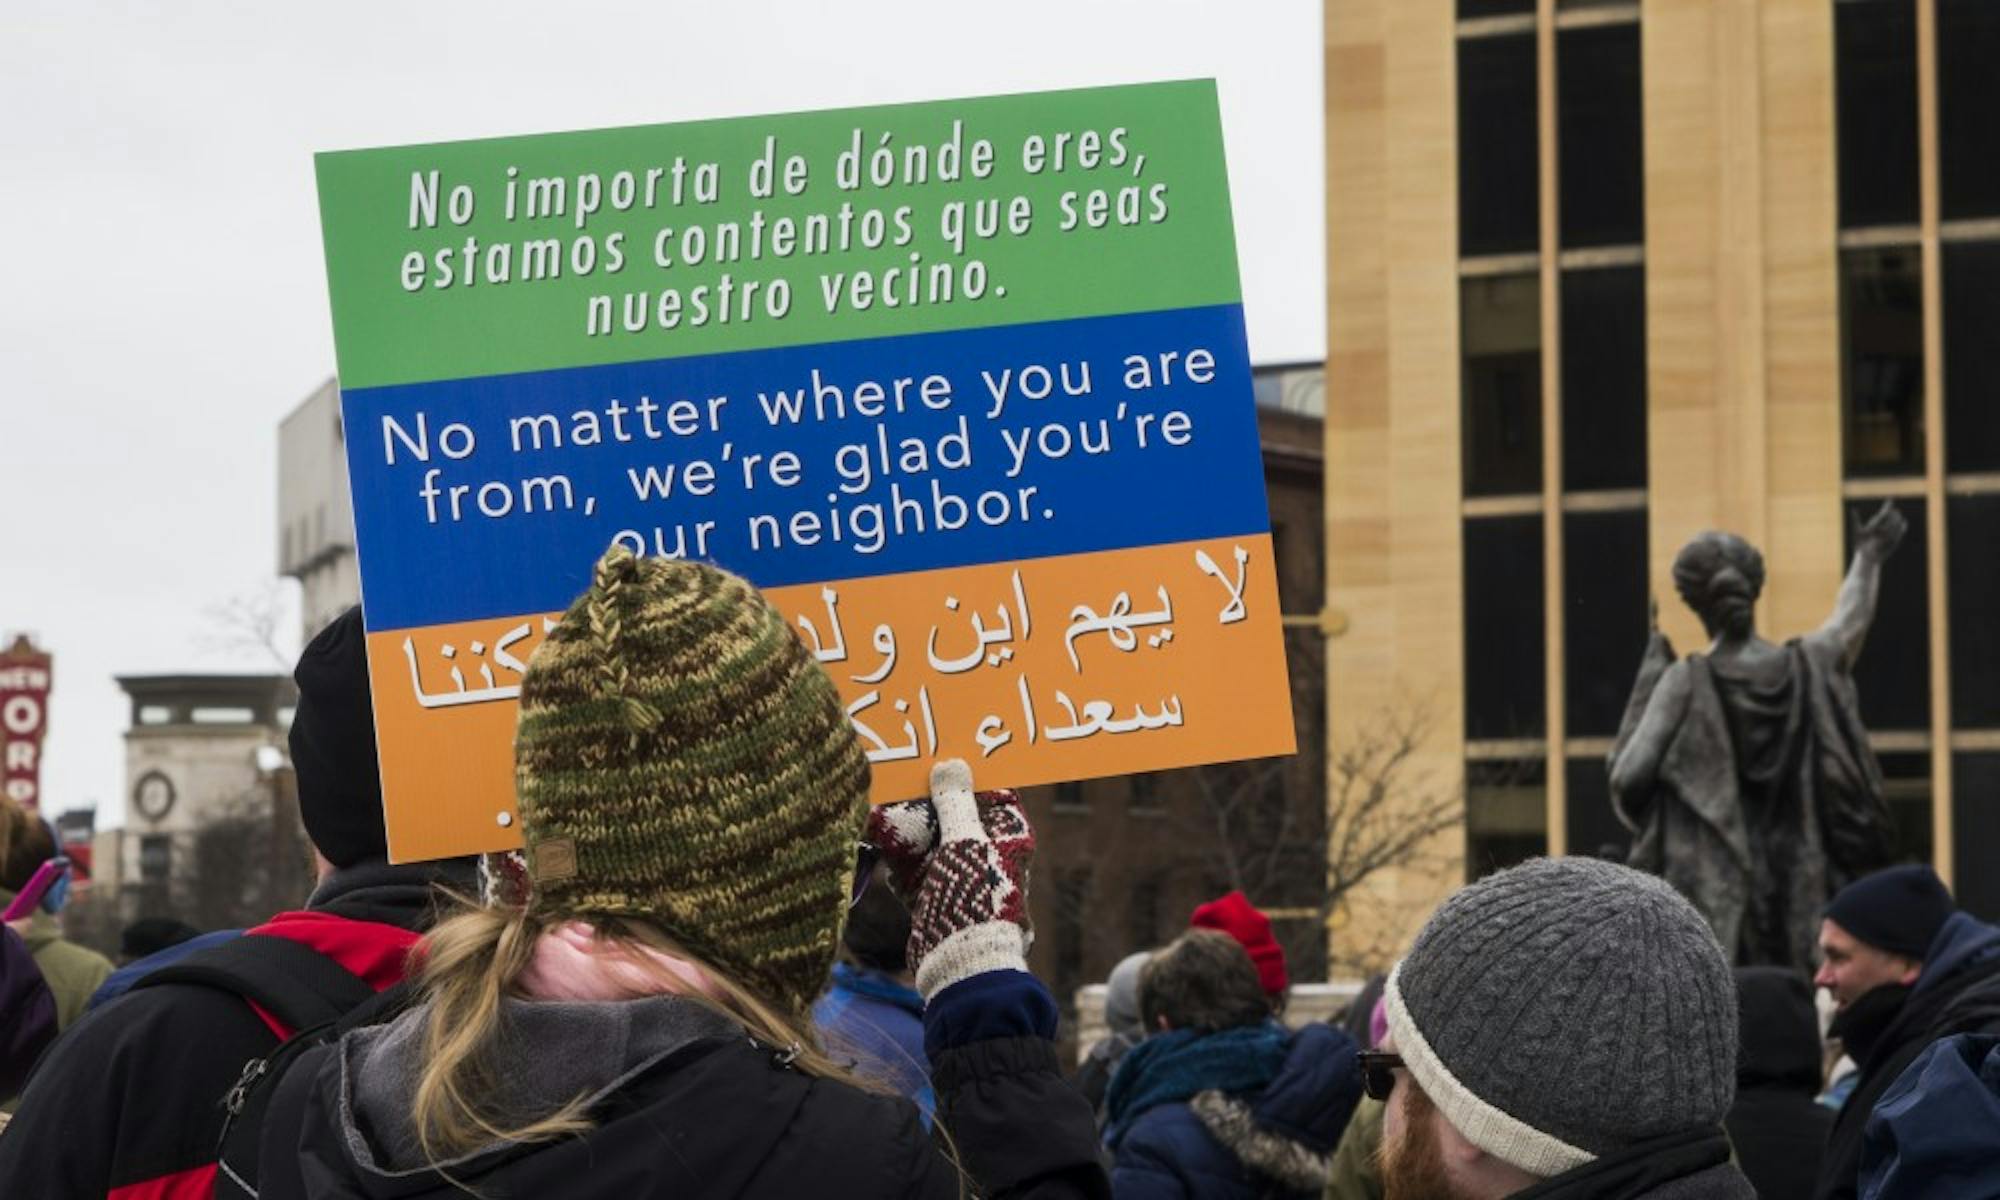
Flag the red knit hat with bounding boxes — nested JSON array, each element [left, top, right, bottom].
[[1191, 890, 1289, 997]]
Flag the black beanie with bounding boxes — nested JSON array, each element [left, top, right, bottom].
[[288, 607, 388, 868], [1823, 864, 1954, 960]]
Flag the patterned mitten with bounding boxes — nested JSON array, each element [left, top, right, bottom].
[[865, 784, 1030, 906], [478, 849, 533, 908], [865, 796, 939, 901], [905, 760, 1037, 999]]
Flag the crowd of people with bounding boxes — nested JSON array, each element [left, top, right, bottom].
[[0, 546, 1995, 1198]]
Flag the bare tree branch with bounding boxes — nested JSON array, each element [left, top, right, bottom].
[[198, 583, 296, 671], [1162, 701, 1462, 978]]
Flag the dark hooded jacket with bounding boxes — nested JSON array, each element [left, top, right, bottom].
[[0, 860, 469, 1197], [1725, 967, 1832, 1198], [1859, 1033, 2000, 1199], [1106, 1022, 1360, 1199], [1817, 911, 2000, 1200], [255, 968, 1107, 1200], [0, 925, 55, 1101]]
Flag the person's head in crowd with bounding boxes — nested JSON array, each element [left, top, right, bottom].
[[1815, 864, 1952, 1011], [839, 863, 911, 980], [1732, 966, 1825, 1094], [411, 547, 872, 1163], [1140, 928, 1271, 1036], [117, 918, 200, 965], [1376, 858, 1738, 1200], [1102, 950, 1152, 1043], [288, 606, 391, 877], [1190, 889, 1289, 1013], [1341, 972, 1388, 1050], [0, 804, 57, 896]]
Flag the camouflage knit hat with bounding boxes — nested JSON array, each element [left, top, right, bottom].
[[513, 546, 872, 1017]]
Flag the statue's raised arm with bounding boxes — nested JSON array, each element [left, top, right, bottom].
[[1817, 499, 1909, 670]]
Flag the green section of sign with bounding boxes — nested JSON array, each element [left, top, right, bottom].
[[317, 81, 1241, 390]]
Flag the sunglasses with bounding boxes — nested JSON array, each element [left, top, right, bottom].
[[1358, 1050, 1405, 1102], [850, 842, 882, 909]]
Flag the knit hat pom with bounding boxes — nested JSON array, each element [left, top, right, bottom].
[[593, 542, 645, 591], [1191, 890, 1290, 997], [583, 546, 670, 746]]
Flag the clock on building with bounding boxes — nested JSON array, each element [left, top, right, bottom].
[[132, 770, 176, 822]]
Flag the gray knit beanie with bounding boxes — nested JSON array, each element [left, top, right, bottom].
[[1104, 951, 1152, 1040], [1384, 857, 1737, 1178]]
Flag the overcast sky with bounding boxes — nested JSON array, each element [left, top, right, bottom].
[[1, 0, 1324, 827]]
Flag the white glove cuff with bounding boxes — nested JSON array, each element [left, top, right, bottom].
[[915, 920, 1026, 1000]]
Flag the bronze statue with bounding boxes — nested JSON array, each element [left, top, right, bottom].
[[1609, 501, 1907, 969]]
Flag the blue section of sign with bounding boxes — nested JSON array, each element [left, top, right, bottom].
[[344, 304, 1268, 632]]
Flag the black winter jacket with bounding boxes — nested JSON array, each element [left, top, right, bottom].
[[0, 924, 55, 1101], [0, 861, 469, 1198], [1817, 912, 2000, 1200], [1513, 1128, 1755, 1200], [256, 969, 1108, 1200], [1725, 967, 1833, 1199]]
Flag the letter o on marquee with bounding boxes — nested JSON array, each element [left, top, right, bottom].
[[1, 696, 39, 736]]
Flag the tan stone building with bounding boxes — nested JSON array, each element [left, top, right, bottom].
[[279, 379, 361, 644], [1323, 0, 2000, 974], [96, 675, 305, 930]]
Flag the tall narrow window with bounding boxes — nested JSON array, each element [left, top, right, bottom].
[[1556, 23, 1644, 248], [1876, 752, 1934, 866], [1845, 499, 1930, 732], [1943, 241, 2000, 473], [1840, 247, 1926, 477], [1463, 274, 1544, 496], [1467, 759, 1547, 879], [1939, 0, 2000, 220], [1835, 0, 1921, 229], [1565, 759, 1629, 863], [1947, 496, 2000, 728], [1459, 34, 1540, 256], [1560, 265, 1648, 491], [1465, 515, 1547, 740], [1953, 756, 2000, 922], [1127, 873, 1164, 950], [1564, 510, 1648, 738], [1053, 868, 1094, 996]]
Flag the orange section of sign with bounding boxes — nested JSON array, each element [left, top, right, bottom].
[[367, 533, 1292, 862]]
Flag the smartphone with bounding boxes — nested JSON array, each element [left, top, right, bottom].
[[2, 856, 71, 923]]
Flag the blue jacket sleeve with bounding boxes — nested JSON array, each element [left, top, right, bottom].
[[1110, 1115, 1192, 1200]]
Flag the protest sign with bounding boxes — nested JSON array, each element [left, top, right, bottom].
[[0, 636, 53, 811], [316, 81, 1294, 862]]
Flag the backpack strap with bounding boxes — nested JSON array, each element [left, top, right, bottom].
[[130, 932, 377, 1036], [210, 979, 418, 1198]]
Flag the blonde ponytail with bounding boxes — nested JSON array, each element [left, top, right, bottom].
[[408, 901, 889, 1166]]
